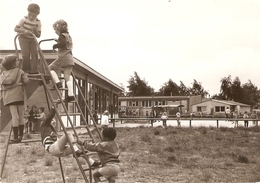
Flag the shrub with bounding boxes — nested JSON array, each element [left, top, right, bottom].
[[238, 155, 249, 163], [31, 146, 37, 155], [201, 127, 208, 134], [153, 129, 160, 135], [141, 133, 152, 143], [44, 157, 53, 166], [167, 155, 177, 162], [15, 147, 23, 155], [165, 146, 174, 153]]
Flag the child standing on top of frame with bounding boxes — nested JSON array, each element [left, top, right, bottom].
[[49, 20, 75, 102], [14, 3, 41, 74], [0, 55, 29, 143]]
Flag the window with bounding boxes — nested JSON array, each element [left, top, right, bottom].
[[215, 106, 225, 112], [131, 101, 138, 107], [197, 106, 206, 112], [142, 101, 151, 107]]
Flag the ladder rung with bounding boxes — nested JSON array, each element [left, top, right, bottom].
[[54, 99, 76, 103], [60, 113, 81, 116], [49, 87, 68, 91], [9, 139, 41, 144], [28, 74, 64, 80]]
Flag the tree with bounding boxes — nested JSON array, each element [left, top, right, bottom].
[[189, 79, 208, 97], [118, 83, 127, 97], [241, 80, 259, 107], [231, 77, 243, 102], [179, 81, 190, 96], [158, 79, 179, 96], [127, 72, 154, 96], [220, 75, 232, 100]]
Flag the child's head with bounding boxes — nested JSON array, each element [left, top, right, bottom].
[[27, 3, 40, 21], [51, 119, 56, 128], [39, 107, 44, 113], [103, 110, 109, 116], [31, 105, 37, 111], [53, 20, 68, 35], [1, 55, 18, 70], [102, 128, 116, 141]]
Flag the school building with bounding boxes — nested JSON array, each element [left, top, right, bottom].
[[118, 95, 202, 117], [0, 50, 123, 132]]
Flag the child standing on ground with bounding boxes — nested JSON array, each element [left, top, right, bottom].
[[0, 55, 29, 142], [78, 128, 120, 183], [35, 107, 46, 126], [243, 111, 249, 127], [14, 3, 41, 74], [24, 105, 30, 134], [28, 105, 38, 133], [49, 19, 75, 102], [176, 112, 181, 127], [101, 110, 109, 130], [161, 112, 168, 127]]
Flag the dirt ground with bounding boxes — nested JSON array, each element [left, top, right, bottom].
[[1, 124, 260, 183]]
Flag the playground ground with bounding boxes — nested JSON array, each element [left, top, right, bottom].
[[1, 120, 260, 182]]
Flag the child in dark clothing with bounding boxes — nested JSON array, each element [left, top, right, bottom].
[[0, 54, 29, 142], [78, 128, 120, 183]]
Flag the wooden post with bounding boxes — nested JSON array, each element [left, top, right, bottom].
[[189, 119, 191, 127], [217, 120, 219, 128]]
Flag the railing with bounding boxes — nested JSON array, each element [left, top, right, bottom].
[[106, 117, 259, 128]]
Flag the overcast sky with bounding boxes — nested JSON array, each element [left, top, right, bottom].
[[0, 0, 259, 96]]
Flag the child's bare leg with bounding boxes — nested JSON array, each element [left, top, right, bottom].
[[64, 66, 74, 96]]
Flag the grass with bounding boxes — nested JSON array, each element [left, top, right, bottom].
[[1, 126, 260, 182]]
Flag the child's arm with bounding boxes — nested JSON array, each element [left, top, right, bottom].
[[53, 34, 66, 50], [14, 18, 30, 35], [21, 71, 29, 85], [40, 108, 55, 127], [32, 23, 41, 38], [78, 141, 105, 152]]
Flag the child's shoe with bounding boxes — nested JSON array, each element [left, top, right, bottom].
[[64, 96, 75, 102], [91, 161, 101, 167]]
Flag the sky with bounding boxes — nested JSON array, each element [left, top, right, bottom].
[[0, 0, 260, 96]]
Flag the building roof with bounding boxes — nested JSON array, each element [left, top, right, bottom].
[[193, 99, 251, 107], [119, 96, 191, 101], [0, 50, 123, 92]]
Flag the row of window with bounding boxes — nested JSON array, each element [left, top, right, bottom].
[[197, 106, 225, 112], [127, 101, 167, 107]]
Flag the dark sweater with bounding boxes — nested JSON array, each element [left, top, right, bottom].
[[40, 108, 56, 145]]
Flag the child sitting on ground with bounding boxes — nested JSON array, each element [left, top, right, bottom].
[[78, 128, 120, 183], [0, 54, 29, 142]]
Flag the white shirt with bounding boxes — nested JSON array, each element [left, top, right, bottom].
[[101, 115, 109, 126]]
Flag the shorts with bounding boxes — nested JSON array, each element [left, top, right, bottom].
[[98, 163, 120, 181]]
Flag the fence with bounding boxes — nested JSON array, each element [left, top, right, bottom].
[[108, 117, 259, 128]]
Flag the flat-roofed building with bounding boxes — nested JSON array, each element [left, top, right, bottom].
[[0, 50, 123, 131]]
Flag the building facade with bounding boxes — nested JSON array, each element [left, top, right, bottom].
[[119, 95, 202, 117], [191, 99, 251, 117], [0, 50, 123, 131]]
